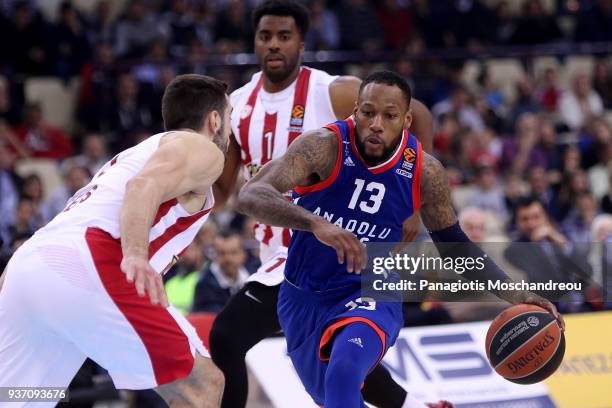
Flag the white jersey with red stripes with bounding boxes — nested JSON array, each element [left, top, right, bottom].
[[230, 66, 338, 285], [0, 131, 214, 390], [34, 132, 214, 274]]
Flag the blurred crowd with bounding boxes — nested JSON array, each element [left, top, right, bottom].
[[1, 0, 612, 323]]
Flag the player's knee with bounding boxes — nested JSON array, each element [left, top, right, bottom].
[[327, 352, 363, 383], [210, 316, 246, 355]]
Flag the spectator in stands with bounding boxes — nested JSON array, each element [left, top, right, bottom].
[[528, 165, 558, 216], [193, 232, 249, 313], [459, 206, 488, 242], [108, 73, 153, 150], [593, 59, 612, 109], [559, 72, 604, 131], [492, 0, 516, 45], [305, 0, 340, 50], [6, 1, 50, 75], [0, 145, 20, 251], [0, 119, 29, 159], [133, 39, 170, 85], [86, 0, 115, 46], [13, 103, 73, 160], [7, 196, 36, 245], [466, 162, 509, 225], [504, 172, 529, 225], [42, 164, 90, 223], [64, 133, 110, 176], [574, 0, 612, 43], [164, 241, 208, 314], [504, 196, 592, 310], [589, 214, 612, 296], [562, 191, 599, 247], [142, 65, 176, 132], [535, 67, 562, 113], [77, 41, 118, 132], [555, 162, 589, 221], [191, 3, 215, 52], [511, 0, 563, 45], [376, 0, 415, 50], [509, 75, 540, 126], [0, 75, 22, 126], [600, 162, 612, 214], [538, 116, 563, 171], [580, 116, 612, 169], [337, 0, 384, 52], [432, 85, 485, 131], [19, 173, 44, 228], [161, 0, 197, 58], [213, 0, 251, 53], [588, 141, 612, 201], [114, 0, 165, 58], [501, 113, 547, 174], [51, 1, 90, 80]]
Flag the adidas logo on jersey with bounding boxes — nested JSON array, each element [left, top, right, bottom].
[[348, 337, 363, 348], [344, 155, 355, 167]]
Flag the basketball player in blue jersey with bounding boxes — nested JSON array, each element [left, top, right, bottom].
[[236, 71, 564, 408], [211, 2, 435, 407]]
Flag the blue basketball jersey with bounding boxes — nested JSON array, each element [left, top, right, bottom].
[[285, 116, 423, 291]]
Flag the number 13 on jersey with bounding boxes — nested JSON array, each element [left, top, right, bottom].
[[348, 178, 386, 214]]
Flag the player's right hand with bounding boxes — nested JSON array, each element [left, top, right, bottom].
[[120, 255, 169, 307], [311, 218, 367, 274]]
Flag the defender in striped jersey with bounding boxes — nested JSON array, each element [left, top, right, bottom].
[[0, 75, 229, 407], [210, 2, 434, 407]]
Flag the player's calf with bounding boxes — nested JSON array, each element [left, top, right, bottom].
[[156, 354, 224, 408]]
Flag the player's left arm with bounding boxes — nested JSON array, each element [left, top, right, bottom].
[[419, 152, 565, 329], [120, 132, 225, 306]]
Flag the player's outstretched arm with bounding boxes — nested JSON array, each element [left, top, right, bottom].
[[120, 132, 224, 306], [236, 128, 366, 273], [419, 152, 565, 329]]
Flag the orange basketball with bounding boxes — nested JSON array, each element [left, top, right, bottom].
[[485, 304, 565, 384]]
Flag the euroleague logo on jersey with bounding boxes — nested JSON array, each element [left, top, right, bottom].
[[403, 147, 416, 163], [397, 147, 415, 177], [290, 104, 305, 128]]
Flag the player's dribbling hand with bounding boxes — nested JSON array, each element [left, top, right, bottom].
[[506, 290, 565, 331], [120, 255, 169, 308], [311, 218, 367, 274]]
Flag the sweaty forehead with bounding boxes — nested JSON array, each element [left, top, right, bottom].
[[256, 15, 298, 33], [359, 83, 407, 110]]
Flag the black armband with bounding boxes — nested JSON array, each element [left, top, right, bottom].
[[429, 222, 512, 293]]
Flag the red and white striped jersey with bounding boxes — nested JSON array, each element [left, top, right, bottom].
[[35, 132, 214, 274], [230, 66, 338, 285]]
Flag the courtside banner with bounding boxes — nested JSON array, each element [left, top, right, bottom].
[[545, 311, 612, 408], [246, 321, 555, 407]]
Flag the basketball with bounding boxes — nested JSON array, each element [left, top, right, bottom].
[[485, 304, 565, 384]]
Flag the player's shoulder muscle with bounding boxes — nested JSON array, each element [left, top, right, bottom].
[[329, 75, 361, 119], [158, 131, 224, 180]]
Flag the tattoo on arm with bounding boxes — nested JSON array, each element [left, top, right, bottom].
[[236, 128, 338, 231], [419, 152, 458, 231]]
